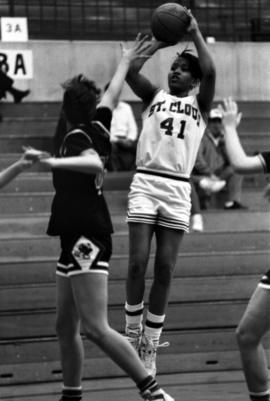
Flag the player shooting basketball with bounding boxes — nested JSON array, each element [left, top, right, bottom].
[[123, 9, 216, 377]]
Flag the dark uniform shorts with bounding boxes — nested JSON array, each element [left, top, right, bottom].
[[56, 233, 112, 277]]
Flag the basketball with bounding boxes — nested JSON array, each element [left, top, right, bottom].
[[151, 3, 190, 44]]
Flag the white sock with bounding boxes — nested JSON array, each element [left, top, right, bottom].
[[125, 301, 144, 331], [144, 311, 165, 345]]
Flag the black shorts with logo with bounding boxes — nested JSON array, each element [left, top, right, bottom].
[[56, 233, 112, 277]]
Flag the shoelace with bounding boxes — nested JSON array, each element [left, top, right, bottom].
[[125, 328, 142, 350], [157, 341, 170, 348], [126, 329, 142, 341], [141, 339, 170, 369], [143, 338, 170, 351], [127, 328, 142, 336]]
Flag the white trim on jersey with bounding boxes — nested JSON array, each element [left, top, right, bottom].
[[92, 120, 111, 136], [60, 128, 92, 156], [258, 153, 267, 172]]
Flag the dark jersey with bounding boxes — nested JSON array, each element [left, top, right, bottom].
[[47, 106, 114, 236], [260, 151, 270, 173]]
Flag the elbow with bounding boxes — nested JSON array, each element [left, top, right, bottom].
[[82, 153, 103, 174], [204, 64, 216, 80], [229, 158, 242, 172], [201, 58, 216, 79], [94, 159, 103, 173]]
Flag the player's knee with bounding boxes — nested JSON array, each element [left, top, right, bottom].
[[236, 324, 260, 349], [155, 262, 174, 287], [128, 259, 147, 280], [56, 316, 78, 340], [83, 320, 109, 344]]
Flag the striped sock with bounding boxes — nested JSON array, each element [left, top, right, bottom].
[[144, 311, 165, 345], [60, 386, 82, 400], [250, 390, 270, 401], [137, 375, 164, 398], [125, 301, 144, 332]]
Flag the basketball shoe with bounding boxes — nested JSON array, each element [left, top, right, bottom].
[[125, 327, 142, 354], [140, 334, 169, 377], [140, 388, 175, 400]]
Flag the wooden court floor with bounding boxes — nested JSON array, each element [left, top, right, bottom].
[[1, 371, 251, 401]]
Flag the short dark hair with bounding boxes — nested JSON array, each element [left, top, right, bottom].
[[53, 75, 100, 155], [62, 74, 100, 125], [175, 50, 202, 80]]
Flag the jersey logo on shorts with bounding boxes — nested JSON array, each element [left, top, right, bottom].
[[72, 236, 101, 271]]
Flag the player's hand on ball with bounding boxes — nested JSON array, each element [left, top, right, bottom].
[[185, 9, 199, 33]]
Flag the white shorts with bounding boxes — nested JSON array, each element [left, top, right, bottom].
[[127, 171, 191, 231]]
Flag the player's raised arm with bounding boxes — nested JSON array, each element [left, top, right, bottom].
[[186, 9, 216, 114], [100, 34, 153, 110], [125, 38, 160, 103], [126, 35, 174, 104], [221, 98, 266, 174]]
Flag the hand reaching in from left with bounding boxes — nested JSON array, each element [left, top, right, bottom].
[[121, 33, 174, 71], [21, 146, 51, 169], [121, 33, 152, 64]]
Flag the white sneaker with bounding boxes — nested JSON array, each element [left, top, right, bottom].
[[141, 389, 175, 401], [159, 390, 175, 401], [191, 213, 204, 232], [199, 177, 226, 193], [140, 335, 169, 377], [125, 327, 142, 353]]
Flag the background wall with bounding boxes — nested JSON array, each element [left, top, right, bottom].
[[0, 40, 269, 102]]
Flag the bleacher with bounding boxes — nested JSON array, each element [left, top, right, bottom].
[[0, 100, 269, 154], [0, 100, 269, 400]]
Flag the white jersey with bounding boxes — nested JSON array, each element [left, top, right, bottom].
[[136, 90, 206, 178]]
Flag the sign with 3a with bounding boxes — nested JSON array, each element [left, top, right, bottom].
[[1, 17, 28, 42]]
